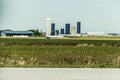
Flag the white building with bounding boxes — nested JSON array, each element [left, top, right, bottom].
[[85, 32, 106, 36], [45, 18, 51, 37]]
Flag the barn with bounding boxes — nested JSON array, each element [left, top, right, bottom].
[[0, 31, 34, 37]]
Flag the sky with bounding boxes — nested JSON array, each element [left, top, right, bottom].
[[0, 0, 120, 33]]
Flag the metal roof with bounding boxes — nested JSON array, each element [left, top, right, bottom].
[[2, 31, 34, 35]]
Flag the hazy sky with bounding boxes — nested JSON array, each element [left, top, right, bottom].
[[0, 0, 120, 33]]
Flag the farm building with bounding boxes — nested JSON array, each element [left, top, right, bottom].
[[85, 32, 106, 36], [0, 31, 34, 37]]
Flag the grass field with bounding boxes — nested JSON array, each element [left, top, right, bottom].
[[0, 37, 120, 68]]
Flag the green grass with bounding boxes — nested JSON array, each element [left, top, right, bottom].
[[0, 37, 120, 46], [0, 45, 120, 68], [0, 37, 120, 67]]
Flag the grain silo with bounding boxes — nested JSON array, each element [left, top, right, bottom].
[[45, 18, 51, 37], [71, 26, 76, 35]]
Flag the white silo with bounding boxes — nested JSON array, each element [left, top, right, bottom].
[[45, 18, 51, 37], [71, 26, 76, 35]]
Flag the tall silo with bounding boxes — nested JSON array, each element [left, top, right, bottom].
[[77, 22, 81, 34], [65, 23, 70, 34], [51, 23, 55, 35], [71, 26, 76, 35], [45, 18, 51, 37]]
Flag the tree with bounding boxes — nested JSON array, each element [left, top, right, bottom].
[[28, 29, 42, 36]]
